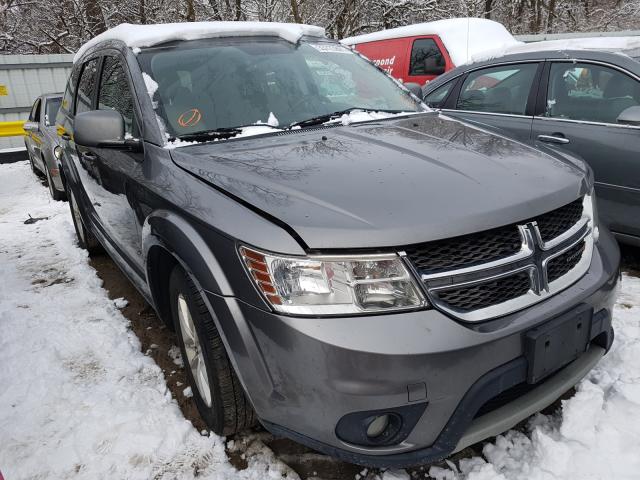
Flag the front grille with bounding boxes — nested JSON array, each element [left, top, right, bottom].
[[406, 196, 589, 321], [547, 241, 586, 283], [435, 271, 531, 312], [404, 225, 522, 275], [533, 198, 583, 242]]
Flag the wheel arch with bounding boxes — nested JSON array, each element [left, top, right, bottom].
[[142, 210, 234, 297], [142, 210, 276, 406]]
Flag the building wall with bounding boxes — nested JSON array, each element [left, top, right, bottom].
[[0, 54, 73, 149]]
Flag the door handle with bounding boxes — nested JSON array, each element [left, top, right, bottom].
[[537, 134, 570, 145], [81, 151, 98, 162]]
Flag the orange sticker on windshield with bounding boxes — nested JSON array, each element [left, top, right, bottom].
[[178, 108, 202, 128]]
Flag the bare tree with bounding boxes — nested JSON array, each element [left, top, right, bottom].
[[1, 0, 639, 54]]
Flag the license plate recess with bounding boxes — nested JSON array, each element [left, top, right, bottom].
[[525, 305, 593, 384]]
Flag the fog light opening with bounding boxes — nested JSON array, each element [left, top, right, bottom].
[[366, 414, 390, 438]]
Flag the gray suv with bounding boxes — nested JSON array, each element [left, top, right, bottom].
[[57, 23, 620, 467]]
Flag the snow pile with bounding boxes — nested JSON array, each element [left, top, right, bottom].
[[424, 273, 640, 480], [142, 72, 159, 102], [0, 161, 296, 480], [327, 110, 421, 126], [74, 21, 326, 62], [472, 35, 640, 63], [258, 112, 279, 128], [235, 125, 282, 138], [341, 18, 521, 66]]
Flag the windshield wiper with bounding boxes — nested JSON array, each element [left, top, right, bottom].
[[172, 124, 284, 142], [288, 108, 408, 129], [172, 127, 242, 142]]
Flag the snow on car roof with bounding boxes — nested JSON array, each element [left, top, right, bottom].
[[472, 36, 640, 63], [74, 21, 326, 63], [340, 18, 520, 66]]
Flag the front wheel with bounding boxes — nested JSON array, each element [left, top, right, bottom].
[[169, 265, 256, 435], [68, 189, 101, 253]]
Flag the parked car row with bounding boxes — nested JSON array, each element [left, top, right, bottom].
[[422, 39, 640, 246], [25, 20, 629, 468], [23, 93, 66, 200]]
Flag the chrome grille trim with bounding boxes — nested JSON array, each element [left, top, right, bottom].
[[407, 195, 595, 322], [419, 225, 533, 281]]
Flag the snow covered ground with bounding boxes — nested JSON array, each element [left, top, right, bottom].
[[1, 160, 640, 480], [0, 162, 296, 479]]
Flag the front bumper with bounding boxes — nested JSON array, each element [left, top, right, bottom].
[[204, 229, 620, 468]]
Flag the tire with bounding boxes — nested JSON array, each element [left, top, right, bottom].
[[45, 163, 66, 201], [169, 265, 256, 435], [28, 153, 41, 176], [68, 189, 101, 254]]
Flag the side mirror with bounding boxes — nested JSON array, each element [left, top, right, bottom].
[[74, 110, 141, 151], [23, 121, 39, 133], [617, 106, 640, 126], [405, 82, 423, 98]]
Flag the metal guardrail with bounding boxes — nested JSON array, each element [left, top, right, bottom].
[[0, 121, 26, 138]]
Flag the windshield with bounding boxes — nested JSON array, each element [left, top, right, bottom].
[[45, 97, 61, 127], [137, 38, 421, 138]]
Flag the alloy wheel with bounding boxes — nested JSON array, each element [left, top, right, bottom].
[[177, 293, 212, 407]]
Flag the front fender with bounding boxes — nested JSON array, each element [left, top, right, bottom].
[[141, 209, 277, 403], [142, 209, 234, 296]]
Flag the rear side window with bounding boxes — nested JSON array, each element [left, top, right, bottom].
[[409, 39, 445, 76], [457, 63, 538, 115], [424, 80, 454, 108], [29, 99, 41, 122], [545, 62, 640, 125], [98, 56, 137, 136], [75, 58, 99, 115]]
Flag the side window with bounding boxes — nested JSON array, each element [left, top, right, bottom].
[[457, 63, 538, 115], [409, 39, 445, 76], [45, 98, 61, 127], [98, 56, 137, 136], [29, 99, 41, 122], [75, 58, 99, 115], [424, 80, 455, 108], [61, 66, 81, 116], [545, 62, 640, 124]]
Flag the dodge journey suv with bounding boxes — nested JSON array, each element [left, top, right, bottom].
[[57, 22, 620, 467]]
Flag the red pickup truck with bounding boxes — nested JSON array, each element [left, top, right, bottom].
[[341, 18, 519, 86]]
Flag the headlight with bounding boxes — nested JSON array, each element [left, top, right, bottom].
[[53, 146, 63, 160], [239, 246, 427, 315]]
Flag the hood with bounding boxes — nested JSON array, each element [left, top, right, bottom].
[[170, 113, 589, 250]]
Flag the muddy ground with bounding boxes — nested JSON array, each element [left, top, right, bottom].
[[84, 244, 640, 479]]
